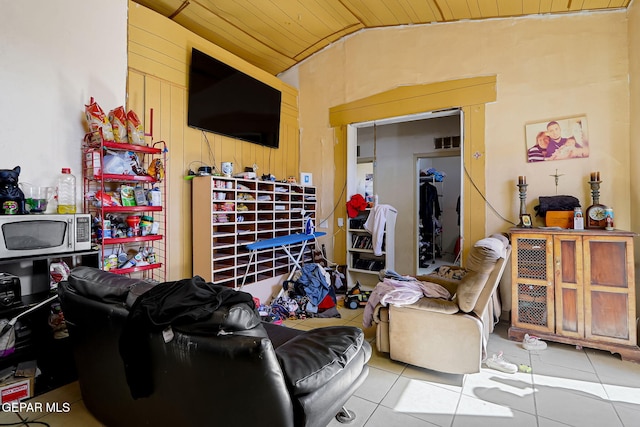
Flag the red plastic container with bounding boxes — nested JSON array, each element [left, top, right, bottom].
[[126, 215, 141, 236]]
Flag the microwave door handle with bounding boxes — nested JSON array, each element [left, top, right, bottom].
[[67, 218, 73, 249]]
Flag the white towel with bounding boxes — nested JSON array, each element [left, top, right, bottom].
[[364, 204, 396, 256]]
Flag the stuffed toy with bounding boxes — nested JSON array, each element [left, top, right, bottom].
[[0, 166, 26, 215]]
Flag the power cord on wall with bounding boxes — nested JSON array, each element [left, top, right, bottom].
[[463, 164, 517, 227], [201, 131, 218, 174], [303, 180, 347, 267], [317, 180, 347, 238]]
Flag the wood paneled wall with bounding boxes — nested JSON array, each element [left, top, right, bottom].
[[127, 1, 300, 280]]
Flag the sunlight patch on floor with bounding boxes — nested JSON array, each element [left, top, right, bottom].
[[393, 380, 456, 414], [533, 373, 640, 404]]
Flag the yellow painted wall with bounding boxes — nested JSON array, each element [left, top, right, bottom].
[[127, 2, 299, 280], [630, 1, 640, 235], [628, 1, 640, 312], [287, 11, 631, 265]]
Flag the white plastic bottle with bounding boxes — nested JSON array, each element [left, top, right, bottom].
[[57, 168, 76, 214]]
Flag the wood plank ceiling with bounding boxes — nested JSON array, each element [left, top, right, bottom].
[[132, 0, 631, 75]]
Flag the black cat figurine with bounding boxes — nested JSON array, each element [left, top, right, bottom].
[[0, 166, 26, 215]]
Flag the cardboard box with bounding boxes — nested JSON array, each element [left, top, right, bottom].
[[85, 149, 101, 177], [0, 361, 37, 405], [0, 376, 33, 405]]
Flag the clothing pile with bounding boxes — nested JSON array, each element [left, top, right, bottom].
[[534, 195, 581, 218], [431, 265, 468, 280], [422, 167, 446, 182], [362, 269, 451, 327], [346, 194, 368, 218], [120, 276, 255, 398], [272, 263, 340, 320]]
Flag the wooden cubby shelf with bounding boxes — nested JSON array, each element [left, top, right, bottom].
[[192, 176, 318, 287]]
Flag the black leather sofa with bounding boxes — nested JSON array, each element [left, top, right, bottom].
[[58, 267, 371, 427]]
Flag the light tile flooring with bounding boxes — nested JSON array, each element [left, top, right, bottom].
[[2, 305, 640, 426]]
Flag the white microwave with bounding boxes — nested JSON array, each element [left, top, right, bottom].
[[0, 214, 92, 259]]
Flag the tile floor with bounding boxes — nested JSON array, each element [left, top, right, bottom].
[[2, 305, 639, 426]]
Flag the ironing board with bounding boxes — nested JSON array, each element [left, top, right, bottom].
[[240, 232, 326, 290]]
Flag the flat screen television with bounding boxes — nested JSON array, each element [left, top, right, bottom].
[[187, 48, 282, 148]]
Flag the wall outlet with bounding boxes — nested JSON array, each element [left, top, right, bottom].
[[337, 217, 344, 227], [319, 220, 328, 229]]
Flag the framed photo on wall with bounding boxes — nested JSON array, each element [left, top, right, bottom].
[[525, 115, 589, 163]]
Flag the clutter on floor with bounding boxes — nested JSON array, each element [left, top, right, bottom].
[[522, 333, 548, 351], [485, 351, 518, 374], [344, 282, 371, 310], [258, 262, 345, 322], [518, 363, 532, 373]]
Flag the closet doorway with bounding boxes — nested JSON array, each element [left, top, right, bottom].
[[417, 152, 462, 275], [349, 109, 463, 276]]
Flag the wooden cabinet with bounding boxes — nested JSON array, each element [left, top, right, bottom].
[[192, 176, 317, 288], [509, 228, 639, 361]]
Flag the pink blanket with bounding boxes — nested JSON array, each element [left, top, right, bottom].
[[362, 277, 451, 327]]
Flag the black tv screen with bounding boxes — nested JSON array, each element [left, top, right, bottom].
[[187, 48, 282, 148]]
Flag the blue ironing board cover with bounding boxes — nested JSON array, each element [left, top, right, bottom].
[[246, 232, 326, 250]]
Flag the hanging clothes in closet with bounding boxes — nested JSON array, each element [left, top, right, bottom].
[[419, 168, 444, 266], [419, 181, 441, 234]]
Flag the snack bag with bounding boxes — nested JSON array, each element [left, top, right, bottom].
[[120, 185, 136, 206], [127, 151, 147, 176], [50, 261, 70, 291], [127, 110, 145, 145], [94, 190, 120, 207], [147, 158, 165, 181], [85, 98, 115, 141], [108, 106, 129, 143]]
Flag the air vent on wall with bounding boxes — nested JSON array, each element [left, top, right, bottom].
[[434, 136, 460, 149]]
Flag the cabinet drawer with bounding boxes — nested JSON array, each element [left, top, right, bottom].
[[515, 237, 548, 281], [515, 282, 553, 332]]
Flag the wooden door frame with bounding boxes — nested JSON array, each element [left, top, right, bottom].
[[329, 76, 497, 264]]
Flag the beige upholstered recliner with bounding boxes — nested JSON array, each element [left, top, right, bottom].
[[373, 235, 511, 374]]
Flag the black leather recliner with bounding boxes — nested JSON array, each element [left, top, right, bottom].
[[58, 267, 371, 427]]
